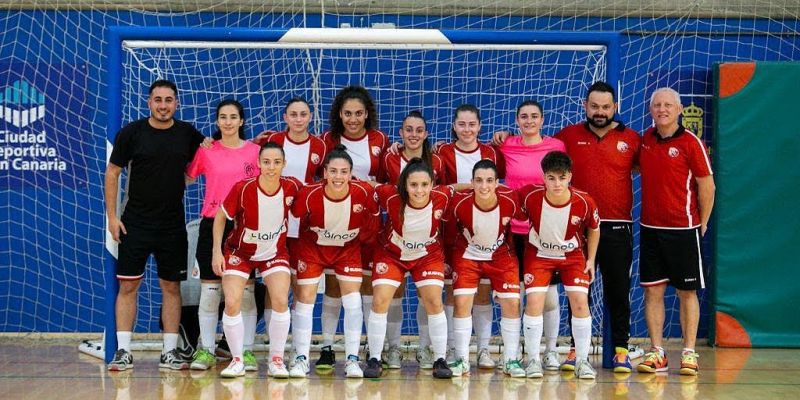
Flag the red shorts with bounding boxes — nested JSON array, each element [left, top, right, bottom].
[[372, 248, 446, 289], [443, 251, 454, 284], [359, 245, 376, 277], [452, 252, 521, 299], [523, 255, 590, 294], [223, 251, 290, 280], [293, 240, 362, 285]]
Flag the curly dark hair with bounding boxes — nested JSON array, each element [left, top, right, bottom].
[[328, 85, 377, 142]]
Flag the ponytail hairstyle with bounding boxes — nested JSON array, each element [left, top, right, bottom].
[[323, 144, 354, 169], [450, 103, 481, 139], [284, 96, 310, 113], [328, 85, 377, 142], [402, 110, 433, 167], [259, 141, 285, 158], [213, 99, 246, 140], [396, 157, 434, 225]]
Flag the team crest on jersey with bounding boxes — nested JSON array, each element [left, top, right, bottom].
[[285, 196, 294, 207], [375, 262, 389, 275], [353, 204, 363, 213], [617, 141, 629, 153], [296, 260, 307, 273], [310, 153, 320, 165], [444, 263, 452, 276], [668, 147, 680, 157], [434, 209, 443, 220], [524, 273, 534, 285], [501, 217, 511, 226], [571, 215, 582, 225], [593, 209, 600, 223], [451, 271, 458, 283], [244, 162, 258, 177], [228, 255, 241, 266], [371, 146, 381, 156]]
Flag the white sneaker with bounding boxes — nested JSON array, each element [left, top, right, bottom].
[[477, 348, 496, 369], [448, 357, 470, 376], [268, 356, 289, 378], [525, 358, 543, 378], [416, 346, 434, 369], [575, 359, 596, 379], [220, 357, 246, 378], [542, 351, 560, 371], [384, 345, 403, 369], [445, 347, 457, 364], [345, 355, 363, 378], [289, 356, 310, 378]]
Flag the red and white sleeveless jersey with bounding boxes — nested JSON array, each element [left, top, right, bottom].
[[518, 185, 600, 261], [437, 142, 504, 184], [379, 152, 445, 184], [376, 184, 453, 261], [322, 128, 388, 181], [221, 176, 301, 261], [292, 180, 378, 249], [445, 186, 521, 261], [256, 130, 327, 184]]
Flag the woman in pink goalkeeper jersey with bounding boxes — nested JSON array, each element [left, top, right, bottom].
[[185, 100, 261, 372], [212, 142, 301, 378], [492, 100, 567, 371]]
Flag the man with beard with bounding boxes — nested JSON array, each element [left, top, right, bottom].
[[554, 81, 641, 372]]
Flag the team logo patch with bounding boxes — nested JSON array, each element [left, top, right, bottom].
[[228, 255, 241, 266], [244, 162, 258, 177], [343, 266, 362, 274], [373, 192, 379, 202], [310, 153, 320, 165], [296, 260, 307, 273], [501, 217, 511, 226], [422, 270, 444, 278], [434, 209, 443, 220], [353, 204, 363, 213], [371, 146, 382, 156], [444, 263, 452, 276], [452, 271, 458, 283], [593, 209, 600, 223], [668, 147, 680, 157], [285, 196, 294, 207], [574, 277, 591, 285], [571, 215, 582, 225], [616, 141, 629, 153], [375, 262, 389, 275], [524, 273, 534, 285]]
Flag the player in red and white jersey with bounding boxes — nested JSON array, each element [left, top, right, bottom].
[[444, 159, 525, 377], [212, 142, 301, 378], [517, 151, 600, 379], [288, 145, 379, 379], [364, 158, 454, 379], [437, 104, 504, 368], [554, 82, 642, 371], [636, 88, 715, 376]]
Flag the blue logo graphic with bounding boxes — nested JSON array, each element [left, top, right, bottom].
[[0, 80, 46, 128]]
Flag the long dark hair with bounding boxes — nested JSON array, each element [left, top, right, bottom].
[[451, 103, 481, 139], [402, 110, 433, 167], [323, 144, 354, 169], [212, 99, 246, 140], [397, 157, 434, 225], [328, 85, 377, 142]]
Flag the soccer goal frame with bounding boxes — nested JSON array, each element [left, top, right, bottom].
[[103, 26, 621, 366]]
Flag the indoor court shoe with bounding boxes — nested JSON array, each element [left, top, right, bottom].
[[289, 355, 310, 378], [637, 348, 668, 373], [108, 349, 134, 371], [160, 348, 190, 370], [560, 347, 576, 371], [445, 347, 457, 364], [542, 350, 560, 371], [477, 348, 496, 369], [315, 345, 335, 372], [243, 350, 258, 372], [383, 345, 403, 369], [190, 348, 216, 370], [432, 358, 453, 379], [448, 357, 470, 376], [613, 347, 633, 373], [503, 359, 526, 378], [575, 359, 596, 379], [220, 357, 246, 378], [363, 357, 383, 378], [416, 345, 434, 369], [525, 359, 543, 378], [679, 350, 699, 376], [345, 355, 364, 378], [268, 356, 289, 378]]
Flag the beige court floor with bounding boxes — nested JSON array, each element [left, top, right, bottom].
[[1, 341, 799, 399]]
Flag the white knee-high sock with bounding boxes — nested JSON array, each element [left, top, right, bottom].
[[572, 316, 592, 361], [292, 302, 314, 359], [473, 304, 493, 350], [222, 312, 244, 359], [163, 333, 179, 354], [367, 311, 388, 361], [117, 331, 132, 353], [269, 310, 291, 360], [321, 295, 342, 347], [428, 312, 448, 360], [241, 284, 257, 351], [453, 317, 472, 360], [387, 298, 403, 348], [543, 285, 560, 352], [445, 304, 455, 349], [416, 304, 430, 348], [523, 314, 543, 360], [341, 292, 363, 358], [500, 317, 521, 363], [362, 295, 373, 329], [198, 282, 222, 352]]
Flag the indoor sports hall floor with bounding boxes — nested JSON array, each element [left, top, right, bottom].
[[1, 339, 799, 399]]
